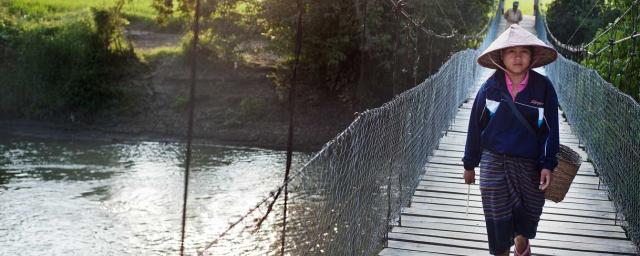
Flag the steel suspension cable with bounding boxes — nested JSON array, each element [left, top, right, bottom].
[[385, 0, 456, 39], [566, 0, 601, 44], [541, 0, 640, 58], [585, 0, 639, 49], [280, 0, 304, 254], [179, 0, 201, 255]]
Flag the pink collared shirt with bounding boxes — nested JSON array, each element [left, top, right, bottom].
[[505, 71, 529, 100]]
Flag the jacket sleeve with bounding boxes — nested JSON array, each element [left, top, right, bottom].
[[462, 87, 486, 170], [539, 81, 560, 170]]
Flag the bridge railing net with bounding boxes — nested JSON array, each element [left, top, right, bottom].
[[205, 49, 478, 256], [536, 9, 640, 251], [202, 2, 504, 255]]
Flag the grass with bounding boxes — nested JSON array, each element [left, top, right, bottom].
[[6, 0, 155, 18], [0, 0, 178, 119], [137, 46, 183, 63], [2, 0, 182, 30], [504, 0, 555, 15]]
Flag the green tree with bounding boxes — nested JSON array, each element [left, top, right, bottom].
[[0, 0, 135, 120], [547, 0, 639, 101], [153, 0, 494, 107], [153, 0, 258, 63], [582, 0, 639, 101], [259, 0, 494, 107], [545, 0, 614, 44]]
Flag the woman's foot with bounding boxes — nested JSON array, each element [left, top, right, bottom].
[[514, 235, 531, 256]]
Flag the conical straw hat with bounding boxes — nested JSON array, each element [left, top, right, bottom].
[[477, 24, 557, 69]]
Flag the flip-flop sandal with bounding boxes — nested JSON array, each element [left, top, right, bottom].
[[514, 238, 531, 256]]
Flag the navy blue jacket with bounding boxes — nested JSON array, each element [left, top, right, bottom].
[[463, 69, 559, 171]]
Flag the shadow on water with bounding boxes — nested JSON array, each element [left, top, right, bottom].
[[78, 185, 112, 201], [0, 139, 124, 186]]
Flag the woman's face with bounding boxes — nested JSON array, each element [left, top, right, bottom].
[[501, 46, 531, 75]]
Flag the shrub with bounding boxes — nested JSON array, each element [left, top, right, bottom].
[[0, 4, 136, 120]]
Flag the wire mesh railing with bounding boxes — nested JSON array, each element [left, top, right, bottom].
[[536, 7, 640, 252], [479, 0, 504, 52], [200, 49, 480, 256], [197, 1, 504, 254]]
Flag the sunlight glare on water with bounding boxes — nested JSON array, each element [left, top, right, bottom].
[[0, 137, 310, 255]]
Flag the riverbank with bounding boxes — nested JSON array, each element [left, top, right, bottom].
[[0, 2, 356, 152], [0, 54, 356, 152]]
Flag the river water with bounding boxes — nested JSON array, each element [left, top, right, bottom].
[[0, 137, 311, 255]]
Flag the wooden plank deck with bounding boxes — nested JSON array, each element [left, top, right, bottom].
[[379, 16, 638, 256]]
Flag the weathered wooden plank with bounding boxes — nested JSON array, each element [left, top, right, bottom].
[[413, 190, 616, 209], [421, 170, 603, 188], [390, 227, 637, 254], [423, 164, 601, 185], [422, 174, 602, 190], [408, 202, 617, 225], [411, 193, 617, 214], [430, 147, 588, 162], [379, 248, 451, 256], [389, 233, 615, 256], [426, 157, 597, 177], [423, 178, 603, 195], [391, 222, 634, 248], [386, 240, 489, 255], [399, 215, 628, 238], [411, 198, 616, 220], [418, 180, 611, 201], [435, 143, 465, 152], [417, 185, 613, 204], [402, 207, 621, 230]]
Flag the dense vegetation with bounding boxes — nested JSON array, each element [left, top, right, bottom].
[[0, 0, 188, 121], [0, 1, 136, 120], [1, 0, 496, 121], [546, 0, 639, 101], [154, 0, 495, 107]]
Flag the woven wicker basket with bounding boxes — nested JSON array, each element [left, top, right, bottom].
[[545, 144, 583, 203]]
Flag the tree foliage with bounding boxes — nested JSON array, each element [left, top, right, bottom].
[[153, 0, 495, 107], [547, 0, 639, 101], [260, 0, 494, 106], [0, 0, 136, 120], [153, 0, 258, 63], [583, 0, 639, 101], [545, 0, 615, 44]]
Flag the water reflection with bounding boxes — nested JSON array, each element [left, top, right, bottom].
[[0, 137, 311, 255]]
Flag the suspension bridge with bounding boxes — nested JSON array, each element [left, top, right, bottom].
[[197, 1, 640, 255], [379, 14, 638, 256]]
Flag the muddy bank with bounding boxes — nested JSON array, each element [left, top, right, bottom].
[[0, 55, 356, 152]]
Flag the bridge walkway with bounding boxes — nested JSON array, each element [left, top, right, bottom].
[[379, 15, 638, 256]]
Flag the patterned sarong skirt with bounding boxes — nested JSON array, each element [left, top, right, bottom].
[[479, 149, 546, 255]]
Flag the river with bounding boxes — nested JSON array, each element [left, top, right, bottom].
[[0, 137, 311, 255]]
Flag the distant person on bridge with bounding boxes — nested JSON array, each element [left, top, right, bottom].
[[504, 1, 523, 25], [463, 24, 559, 256]]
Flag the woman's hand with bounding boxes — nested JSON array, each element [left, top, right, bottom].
[[539, 168, 552, 191], [463, 169, 476, 184]]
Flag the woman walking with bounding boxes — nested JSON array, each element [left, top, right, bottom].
[[462, 24, 559, 256]]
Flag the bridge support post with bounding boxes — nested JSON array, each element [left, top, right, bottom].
[[398, 171, 402, 227], [607, 32, 616, 81], [385, 159, 392, 248]]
